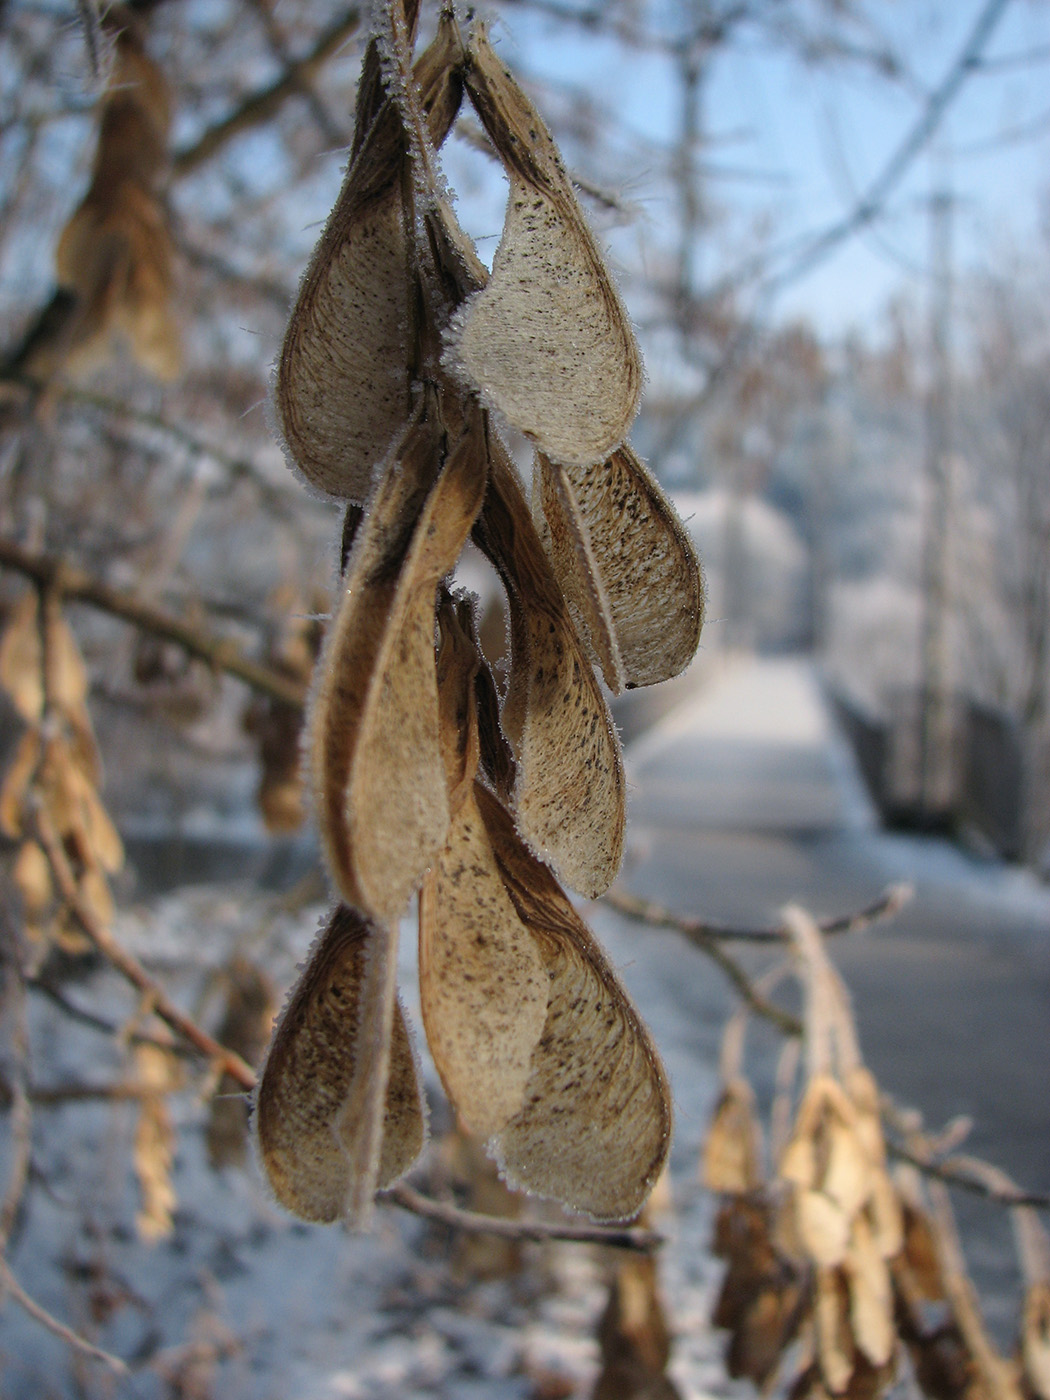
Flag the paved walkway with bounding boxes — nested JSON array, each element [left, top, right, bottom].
[[596, 653, 1048, 1331]]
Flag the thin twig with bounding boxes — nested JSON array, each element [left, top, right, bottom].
[[0, 920, 32, 1256], [604, 896, 801, 1032], [0, 1254, 127, 1373], [889, 1144, 1050, 1212], [760, 0, 1012, 299], [172, 9, 361, 177], [601, 884, 911, 1038], [246, 0, 348, 150], [74, 0, 105, 82], [56, 386, 294, 513], [383, 1183, 664, 1253], [33, 815, 257, 1092], [0, 1077, 180, 1107], [928, 1179, 1024, 1400], [27, 979, 182, 1056], [602, 882, 912, 944], [0, 536, 308, 710]]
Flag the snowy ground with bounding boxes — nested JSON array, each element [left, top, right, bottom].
[[4, 654, 1047, 1397]]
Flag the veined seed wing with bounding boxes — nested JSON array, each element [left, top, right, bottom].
[[312, 408, 487, 922], [276, 16, 465, 500], [255, 905, 423, 1224], [474, 441, 625, 898], [537, 446, 704, 691], [450, 27, 642, 467], [476, 785, 671, 1221], [418, 602, 549, 1138]]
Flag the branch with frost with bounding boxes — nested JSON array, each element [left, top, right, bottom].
[[171, 8, 361, 176], [0, 1255, 127, 1375], [0, 536, 307, 709], [602, 883, 912, 1036], [383, 1183, 663, 1253], [55, 385, 295, 512], [34, 812, 258, 1089], [603, 882, 912, 944]]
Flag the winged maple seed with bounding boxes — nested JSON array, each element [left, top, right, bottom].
[[14, 12, 179, 383], [256, 0, 702, 1225], [0, 590, 124, 961], [700, 911, 938, 1400]]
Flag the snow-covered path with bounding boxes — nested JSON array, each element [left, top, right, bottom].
[[605, 652, 1049, 1341]]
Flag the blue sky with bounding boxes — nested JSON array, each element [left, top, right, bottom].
[[486, 0, 1050, 340]]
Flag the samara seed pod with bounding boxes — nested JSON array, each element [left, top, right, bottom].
[[255, 905, 424, 1224], [474, 441, 625, 898], [537, 446, 703, 692], [479, 785, 671, 1221], [703, 1078, 765, 1196], [418, 601, 549, 1138], [451, 27, 642, 467], [276, 15, 466, 499], [311, 407, 486, 921]]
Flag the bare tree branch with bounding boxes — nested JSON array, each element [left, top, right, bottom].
[[27, 978, 181, 1055], [0, 535, 309, 710], [56, 385, 296, 512], [0, 1255, 127, 1373], [0, 919, 32, 1258], [602, 882, 912, 943], [33, 813, 258, 1092], [383, 1183, 664, 1253], [172, 8, 361, 177], [749, 0, 1013, 301], [890, 1144, 1050, 1212]]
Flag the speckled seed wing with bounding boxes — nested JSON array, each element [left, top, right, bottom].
[[474, 443, 625, 898], [311, 417, 436, 914], [537, 446, 705, 691], [313, 410, 487, 922], [418, 602, 549, 1138], [312, 408, 490, 924], [276, 20, 463, 500], [476, 786, 671, 1221], [535, 456, 625, 693], [255, 906, 423, 1224], [450, 28, 642, 467]]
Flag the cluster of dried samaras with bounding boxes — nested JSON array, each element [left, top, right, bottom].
[[10, 11, 179, 385], [254, 4, 704, 1226], [703, 910, 1050, 1400], [0, 593, 124, 962]]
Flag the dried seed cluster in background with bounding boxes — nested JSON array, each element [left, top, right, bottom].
[[10, 11, 180, 385], [0, 590, 124, 959], [255, 0, 705, 1226], [703, 908, 1050, 1400]]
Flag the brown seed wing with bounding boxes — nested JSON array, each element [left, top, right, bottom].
[[539, 447, 704, 689], [312, 411, 487, 921], [815, 1267, 856, 1394], [478, 785, 671, 1220], [311, 418, 437, 914], [536, 455, 625, 692], [452, 31, 641, 466], [419, 597, 548, 1137], [703, 1079, 764, 1195], [0, 593, 43, 721], [276, 24, 463, 500], [474, 444, 625, 898], [255, 905, 424, 1224], [419, 791, 549, 1138]]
